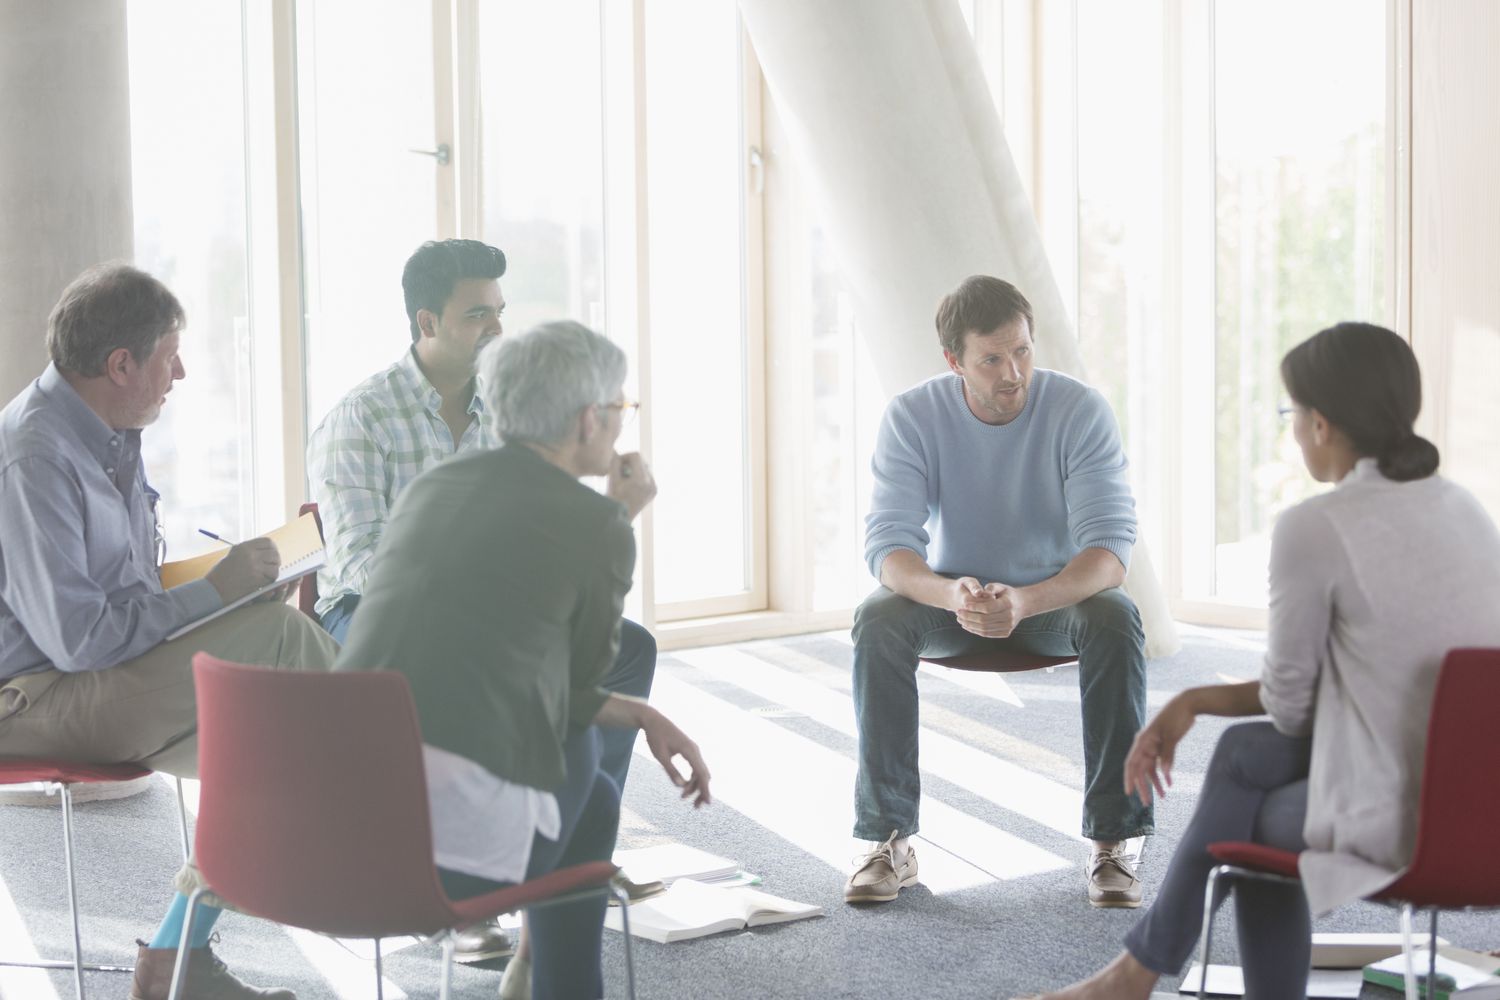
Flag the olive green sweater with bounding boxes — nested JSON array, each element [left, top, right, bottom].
[[335, 442, 633, 791]]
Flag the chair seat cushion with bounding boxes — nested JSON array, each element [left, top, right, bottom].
[[920, 651, 1077, 673], [1208, 841, 1302, 879], [0, 759, 154, 786]]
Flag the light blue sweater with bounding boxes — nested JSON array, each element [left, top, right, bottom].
[[865, 369, 1136, 587]]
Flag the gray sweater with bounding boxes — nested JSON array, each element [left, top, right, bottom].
[[865, 369, 1136, 585], [1260, 458, 1500, 914]]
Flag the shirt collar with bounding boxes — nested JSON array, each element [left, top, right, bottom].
[[37, 363, 139, 473], [1341, 456, 1383, 486], [396, 346, 486, 417]]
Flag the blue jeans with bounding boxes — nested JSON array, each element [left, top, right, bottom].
[[438, 726, 620, 1000], [1124, 721, 1311, 999], [321, 595, 656, 792], [850, 585, 1152, 841]]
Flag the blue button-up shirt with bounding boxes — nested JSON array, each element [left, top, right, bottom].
[[0, 365, 220, 679]]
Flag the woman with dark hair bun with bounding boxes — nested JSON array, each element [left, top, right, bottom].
[[1279, 321, 1440, 483], [1031, 323, 1500, 1000]]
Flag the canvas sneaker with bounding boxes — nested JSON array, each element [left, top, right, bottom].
[[844, 830, 919, 904], [1087, 844, 1143, 908]]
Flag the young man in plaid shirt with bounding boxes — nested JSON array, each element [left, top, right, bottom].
[[306, 240, 658, 977]]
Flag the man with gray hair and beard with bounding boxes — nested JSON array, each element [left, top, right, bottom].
[[336, 321, 712, 1000]]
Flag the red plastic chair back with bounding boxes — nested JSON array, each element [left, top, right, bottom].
[[1379, 648, 1500, 907], [191, 653, 455, 937], [296, 502, 323, 620]]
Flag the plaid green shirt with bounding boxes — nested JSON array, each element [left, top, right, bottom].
[[306, 348, 490, 617]]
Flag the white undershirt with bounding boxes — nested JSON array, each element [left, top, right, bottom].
[[422, 743, 561, 885]]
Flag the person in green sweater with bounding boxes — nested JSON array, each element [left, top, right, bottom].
[[335, 320, 711, 1000]]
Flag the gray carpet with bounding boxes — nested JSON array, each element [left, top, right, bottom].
[[2, 626, 1496, 999]]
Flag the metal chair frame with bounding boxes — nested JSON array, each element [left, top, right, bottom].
[[1198, 861, 1462, 1000], [0, 771, 189, 1000], [174, 878, 634, 1000]]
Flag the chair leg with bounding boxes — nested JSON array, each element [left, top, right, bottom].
[[1195, 865, 1226, 1000], [373, 937, 384, 1000], [1426, 910, 1440, 1000], [1399, 902, 1419, 1000], [59, 783, 86, 1000], [173, 777, 190, 862], [612, 883, 637, 1000], [167, 886, 210, 1000], [438, 934, 456, 1000]]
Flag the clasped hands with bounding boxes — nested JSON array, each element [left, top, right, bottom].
[[949, 576, 1029, 638]]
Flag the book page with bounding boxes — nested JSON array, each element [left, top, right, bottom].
[[733, 886, 824, 927], [603, 879, 746, 943]]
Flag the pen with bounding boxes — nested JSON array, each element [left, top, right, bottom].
[[197, 529, 237, 545]]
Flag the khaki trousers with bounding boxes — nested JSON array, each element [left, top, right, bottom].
[[0, 602, 338, 898]]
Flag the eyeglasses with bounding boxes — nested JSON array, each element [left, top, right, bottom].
[[1277, 400, 1298, 420], [600, 399, 641, 427]]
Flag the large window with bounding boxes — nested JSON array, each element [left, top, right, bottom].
[[641, 0, 762, 616], [1059, 0, 1391, 615], [127, 0, 258, 558], [296, 0, 442, 424], [120, 0, 1391, 637], [1209, 0, 1386, 603]]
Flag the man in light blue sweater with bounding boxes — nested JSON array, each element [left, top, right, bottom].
[[845, 275, 1151, 909]]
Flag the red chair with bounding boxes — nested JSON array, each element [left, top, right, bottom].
[[295, 502, 323, 620], [1197, 648, 1500, 1000], [170, 654, 635, 1000], [0, 761, 189, 1000]]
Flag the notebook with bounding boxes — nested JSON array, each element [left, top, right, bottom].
[[603, 879, 822, 943], [1311, 931, 1448, 968], [1179, 963, 1362, 998], [1364, 948, 1500, 999], [162, 512, 326, 640], [613, 843, 741, 887]]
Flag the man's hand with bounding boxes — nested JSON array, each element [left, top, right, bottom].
[[952, 581, 1029, 638], [1123, 691, 1199, 805], [607, 451, 657, 521], [204, 538, 281, 605], [638, 704, 712, 808]]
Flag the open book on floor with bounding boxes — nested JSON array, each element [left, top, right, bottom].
[[603, 878, 823, 944], [1364, 947, 1500, 1000], [162, 511, 326, 640]]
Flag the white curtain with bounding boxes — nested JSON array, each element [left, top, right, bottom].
[[739, 0, 1180, 657]]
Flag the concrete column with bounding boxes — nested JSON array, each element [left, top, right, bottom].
[[0, 2, 145, 803], [0, 0, 134, 405]]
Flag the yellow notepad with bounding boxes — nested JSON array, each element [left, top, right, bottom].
[[161, 512, 326, 640]]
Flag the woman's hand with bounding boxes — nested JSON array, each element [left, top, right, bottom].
[[637, 706, 712, 807], [1123, 692, 1199, 805]]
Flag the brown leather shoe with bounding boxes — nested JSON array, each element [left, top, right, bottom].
[[452, 918, 514, 964], [844, 830, 918, 904], [128, 936, 296, 1000], [606, 874, 668, 906], [1087, 845, 1143, 908]]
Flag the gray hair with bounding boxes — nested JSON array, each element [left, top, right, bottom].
[[478, 320, 627, 446], [47, 263, 184, 376]]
